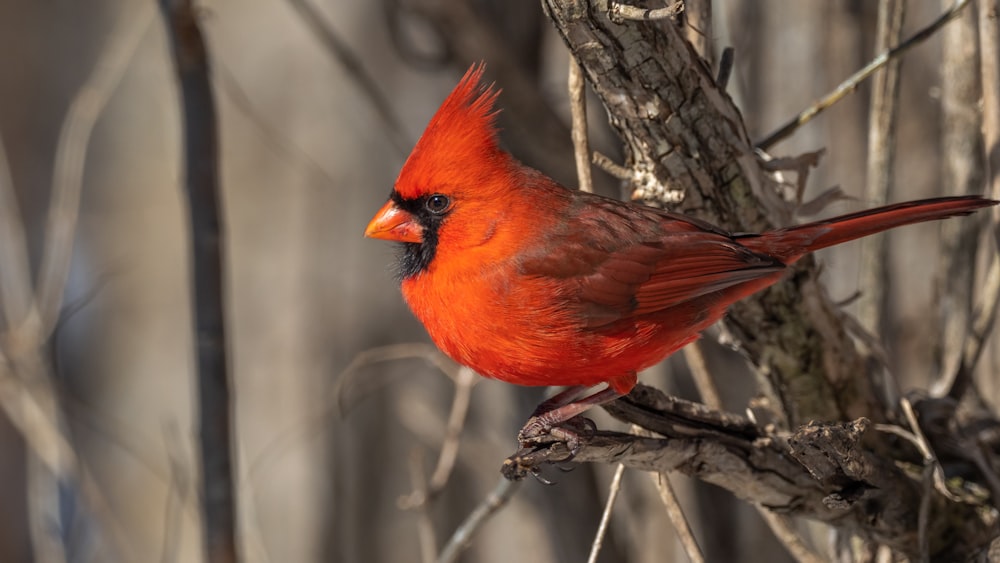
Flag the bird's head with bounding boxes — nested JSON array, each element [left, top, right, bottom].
[[365, 63, 524, 279]]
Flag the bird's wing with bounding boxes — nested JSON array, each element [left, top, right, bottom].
[[518, 196, 785, 328]]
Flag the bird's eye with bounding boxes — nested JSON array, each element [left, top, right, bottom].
[[425, 194, 451, 214]]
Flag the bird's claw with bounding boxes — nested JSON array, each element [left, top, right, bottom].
[[517, 415, 596, 454]]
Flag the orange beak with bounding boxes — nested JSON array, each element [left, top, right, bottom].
[[364, 200, 423, 243]]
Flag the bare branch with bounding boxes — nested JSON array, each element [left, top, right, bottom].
[[37, 3, 155, 337], [586, 463, 625, 563], [649, 472, 704, 563], [158, 1, 237, 561], [931, 0, 987, 397], [980, 0, 1000, 206], [399, 366, 477, 508], [592, 151, 630, 180], [950, 256, 1000, 399], [428, 367, 475, 492], [407, 449, 438, 563], [857, 0, 906, 335], [569, 60, 594, 193], [436, 477, 522, 563], [682, 341, 722, 409], [608, 1, 684, 23], [501, 385, 994, 560], [755, 510, 825, 563], [756, 0, 972, 149]]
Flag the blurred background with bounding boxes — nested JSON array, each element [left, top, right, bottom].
[[0, 0, 993, 561]]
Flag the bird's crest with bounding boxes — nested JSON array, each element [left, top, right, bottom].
[[394, 63, 503, 199]]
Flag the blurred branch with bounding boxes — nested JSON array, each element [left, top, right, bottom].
[[501, 385, 994, 560], [436, 477, 522, 563], [586, 463, 625, 563], [427, 367, 475, 491], [284, 0, 412, 154], [158, 2, 237, 563], [932, 0, 985, 398], [161, 423, 192, 563], [756, 0, 971, 150], [857, 0, 905, 336], [0, 5, 154, 560], [37, 3, 155, 337], [982, 0, 1000, 208], [334, 343, 461, 415], [0, 130, 34, 335], [933, 0, 1000, 399], [399, 366, 477, 509], [406, 449, 438, 563], [214, 63, 342, 188]]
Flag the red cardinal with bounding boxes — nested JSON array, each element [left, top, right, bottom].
[[366, 64, 997, 440]]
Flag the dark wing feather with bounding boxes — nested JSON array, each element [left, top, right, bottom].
[[519, 194, 785, 328]]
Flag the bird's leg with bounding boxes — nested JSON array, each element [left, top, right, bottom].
[[529, 385, 589, 417], [518, 386, 622, 448]]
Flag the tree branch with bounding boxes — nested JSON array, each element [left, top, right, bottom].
[[502, 385, 995, 560], [158, 2, 237, 562]]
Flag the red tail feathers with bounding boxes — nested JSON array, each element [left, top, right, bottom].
[[742, 196, 996, 263]]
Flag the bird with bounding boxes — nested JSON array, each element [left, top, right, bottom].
[[365, 63, 997, 443]]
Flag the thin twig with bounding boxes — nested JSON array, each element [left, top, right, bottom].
[[684, 342, 819, 561], [161, 423, 191, 563], [917, 463, 933, 563], [334, 342, 460, 415], [399, 366, 477, 508], [428, 367, 475, 491], [407, 449, 438, 563], [592, 151, 630, 180], [436, 477, 522, 563], [284, 0, 411, 154], [0, 134, 34, 333], [214, 62, 341, 188], [569, 60, 594, 193], [649, 472, 704, 563], [755, 510, 825, 563], [609, 0, 684, 23], [876, 398, 964, 502], [248, 343, 458, 492], [158, 2, 237, 562], [36, 3, 154, 337], [682, 341, 722, 410], [858, 0, 906, 335], [26, 453, 65, 563], [949, 254, 1000, 400], [756, 0, 972, 149], [586, 463, 626, 563]]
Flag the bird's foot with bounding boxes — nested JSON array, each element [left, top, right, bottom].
[[517, 415, 596, 454], [503, 418, 597, 481]]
